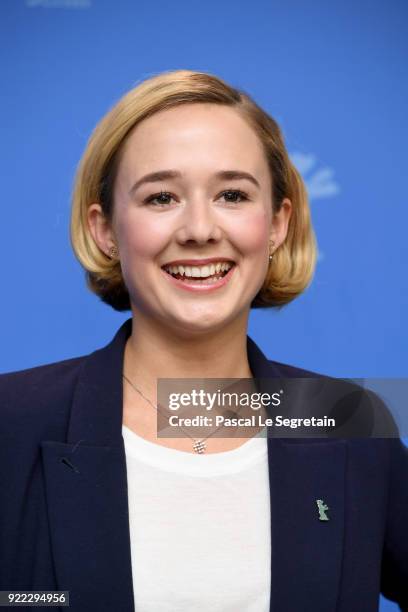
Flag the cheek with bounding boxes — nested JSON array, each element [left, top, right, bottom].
[[116, 212, 169, 263], [230, 210, 270, 255]]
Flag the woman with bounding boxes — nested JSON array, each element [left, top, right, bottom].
[[0, 69, 407, 612]]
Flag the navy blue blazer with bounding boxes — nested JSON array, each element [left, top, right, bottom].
[[0, 318, 407, 611]]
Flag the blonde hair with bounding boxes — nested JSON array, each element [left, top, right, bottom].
[[70, 69, 317, 310]]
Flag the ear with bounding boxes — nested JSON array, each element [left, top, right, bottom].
[[87, 203, 117, 257], [269, 198, 292, 249]]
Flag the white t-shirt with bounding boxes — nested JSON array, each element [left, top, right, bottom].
[[122, 425, 271, 612]]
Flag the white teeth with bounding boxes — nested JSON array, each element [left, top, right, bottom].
[[164, 261, 233, 278]]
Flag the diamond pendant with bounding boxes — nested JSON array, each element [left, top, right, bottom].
[[193, 439, 206, 454]]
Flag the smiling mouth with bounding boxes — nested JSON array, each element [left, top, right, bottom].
[[162, 261, 235, 283]]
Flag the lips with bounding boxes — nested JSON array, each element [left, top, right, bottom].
[[162, 260, 234, 280], [161, 262, 236, 292], [162, 257, 235, 267]]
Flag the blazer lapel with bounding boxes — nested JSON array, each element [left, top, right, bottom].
[[41, 320, 345, 612], [266, 437, 346, 611], [41, 319, 135, 612], [247, 336, 346, 612]]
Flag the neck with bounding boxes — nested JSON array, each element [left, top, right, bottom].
[[124, 310, 253, 393]]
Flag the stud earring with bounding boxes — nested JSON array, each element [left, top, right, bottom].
[[108, 245, 119, 259]]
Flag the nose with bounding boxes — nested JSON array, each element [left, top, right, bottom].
[[173, 197, 223, 246]]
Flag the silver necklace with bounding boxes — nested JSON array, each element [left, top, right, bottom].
[[122, 373, 234, 454]]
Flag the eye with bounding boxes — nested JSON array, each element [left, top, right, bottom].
[[219, 189, 249, 204], [144, 188, 250, 207], [144, 191, 175, 207]]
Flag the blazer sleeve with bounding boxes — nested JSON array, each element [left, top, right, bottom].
[[381, 437, 408, 609]]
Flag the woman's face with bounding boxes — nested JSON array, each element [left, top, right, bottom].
[[89, 103, 291, 336]]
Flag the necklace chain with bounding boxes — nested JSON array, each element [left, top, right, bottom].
[[122, 373, 230, 454]]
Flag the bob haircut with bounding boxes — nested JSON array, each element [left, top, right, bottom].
[[70, 69, 317, 311]]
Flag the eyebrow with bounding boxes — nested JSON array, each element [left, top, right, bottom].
[[129, 169, 261, 195]]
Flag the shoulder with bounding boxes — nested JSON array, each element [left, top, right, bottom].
[[0, 354, 87, 396], [0, 355, 87, 436], [268, 358, 323, 378], [268, 359, 401, 438]]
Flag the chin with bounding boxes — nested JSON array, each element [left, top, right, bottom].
[[165, 310, 235, 337]]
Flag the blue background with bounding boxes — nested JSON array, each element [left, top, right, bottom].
[[1, 2, 407, 608]]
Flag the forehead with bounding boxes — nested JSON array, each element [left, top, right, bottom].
[[117, 103, 269, 180]]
